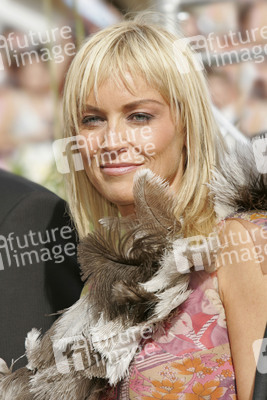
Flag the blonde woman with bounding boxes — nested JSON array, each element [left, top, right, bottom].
[[0, 14, 267, 400]]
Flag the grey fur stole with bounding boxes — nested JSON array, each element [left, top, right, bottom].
[[0, 140, 266, 400]]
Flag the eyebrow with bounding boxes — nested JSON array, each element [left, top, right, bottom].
[[82, 99, 164, 114], [123, 99, 164, 111], [82, 105, 104, 114]]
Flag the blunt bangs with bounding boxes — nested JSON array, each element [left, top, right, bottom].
[[70, 23, 185, 131]]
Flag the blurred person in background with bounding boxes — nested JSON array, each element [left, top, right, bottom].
[[0, 168, 83, 370], [208, 67, 242, 126], [0, 26, 76, 184], [238, 0, 267, 137], [176, 10, 200, 38], [182, 2, 247, 139], [0, 37, 54, 181], [196, 0, 267, 138], [240, 0, 267, 45], [195, 1, 238, 38]]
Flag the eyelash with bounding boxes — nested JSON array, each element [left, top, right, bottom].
[[81, 116, 104, 126], [81, 113, 154, 127], [127, 113, 153, 123]]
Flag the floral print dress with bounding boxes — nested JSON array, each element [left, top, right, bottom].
[[101, 212, 267, 400]]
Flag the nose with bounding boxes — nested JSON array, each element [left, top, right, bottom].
[[101, 125, 128, 153], [99, 126, 129, 164]]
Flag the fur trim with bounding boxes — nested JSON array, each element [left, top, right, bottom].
[[0, 359, 10, 376], [0, 170, 194, 399], [0, 145, 266, 399], [210, 139, 267, 220], [25, 329, 41, 371]]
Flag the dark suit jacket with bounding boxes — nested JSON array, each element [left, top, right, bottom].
[[0, 169, 83, 369], [253, 324, 267, 400]]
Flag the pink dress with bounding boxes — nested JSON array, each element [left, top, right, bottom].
[[100, 212, 267, 399]]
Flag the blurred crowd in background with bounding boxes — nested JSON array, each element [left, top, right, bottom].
[[0, 0, 266, 196]]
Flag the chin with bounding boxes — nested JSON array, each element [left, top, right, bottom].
[[101, 183, 134, 203], [112, 195, 134, 207], [106, 190, 134, 208]]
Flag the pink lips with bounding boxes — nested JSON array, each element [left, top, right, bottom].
[[100, 163, 143, 176]]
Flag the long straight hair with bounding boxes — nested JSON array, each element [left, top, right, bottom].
[[62, 13, 225, 239]]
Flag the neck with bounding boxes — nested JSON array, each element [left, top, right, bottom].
[[118, 203, 136, 217]]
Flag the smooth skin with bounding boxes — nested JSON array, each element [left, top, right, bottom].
[[79, 74, 185, 216], [216, 219, 267, 399]]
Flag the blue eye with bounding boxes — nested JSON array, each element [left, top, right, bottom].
[[82, 116, 104, 126], [129, 113, 153, 123]]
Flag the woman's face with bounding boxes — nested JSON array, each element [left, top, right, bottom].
[[79, 74, 185, 216]]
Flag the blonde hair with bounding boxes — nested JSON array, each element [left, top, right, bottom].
[[62, 13, 224, 239]]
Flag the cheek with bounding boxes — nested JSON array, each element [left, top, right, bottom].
[[75, 133, 98, 184], [151, 122, 182, 157], [79, 130, 99, 157], [78, 131, 105, 176]]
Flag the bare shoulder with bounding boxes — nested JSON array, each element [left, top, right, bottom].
[[216, 218, 267, 304], [215, 218, 267, 399]]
